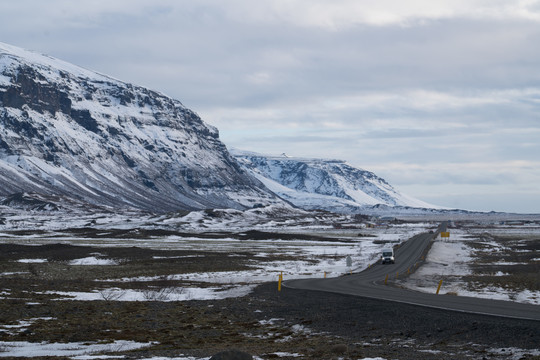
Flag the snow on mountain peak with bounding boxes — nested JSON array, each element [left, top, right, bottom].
[[231, 149, 440, 213], [0, 43, 282, 212], [1, 42, 441, 215], [0, 42, 119, 85]]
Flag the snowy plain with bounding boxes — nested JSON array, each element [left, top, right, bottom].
[[2, 224, 428, 302], [0, 210, 430, 358], [1, 208, 539, 358], [399, 226, 540, 305]]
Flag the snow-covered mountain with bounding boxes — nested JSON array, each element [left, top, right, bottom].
[[232, 150, 440, 213], [0, 42, 283, 212]]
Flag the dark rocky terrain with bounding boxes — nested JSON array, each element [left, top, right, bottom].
[[1, 243, 538, 359]]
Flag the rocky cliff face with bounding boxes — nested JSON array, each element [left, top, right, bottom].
[[232, 150, 438, 213], [0, 42, 281, 212]]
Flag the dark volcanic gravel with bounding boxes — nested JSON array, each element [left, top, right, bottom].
[[256, 283, 539, 347], [1, 243, 538, 359], [220, 282, 540, 359]]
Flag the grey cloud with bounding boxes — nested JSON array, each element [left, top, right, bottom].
[[1, 1, 539, 212]]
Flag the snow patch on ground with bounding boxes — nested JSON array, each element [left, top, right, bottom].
[[0, 318, 54, 335], [139, 358, 387, 360], [16, 259, 47, 263], [69, 257, 118, 266], [267, 352, 303, 358], [0, 340, 154, 358], [139, 357, 210, 360], [44, 285, 256, 302], [487, 347, 540, 360]]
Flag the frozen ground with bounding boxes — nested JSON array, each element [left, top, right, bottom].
[[0, 340, 154, 358], [3, 217, 537, 306], [1, 222, 431, 303], [399, 225, 540, 305], [0, 214, 436, 358], [136, 357, 389, 360], [0, 209, 539, 359], [0, 339, 396, 360]]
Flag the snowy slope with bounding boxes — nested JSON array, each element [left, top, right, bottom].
[[232, 149, 440, 213], [0, 42, 283, 212]]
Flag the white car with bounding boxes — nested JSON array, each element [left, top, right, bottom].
[[381, 248, 395, 264]]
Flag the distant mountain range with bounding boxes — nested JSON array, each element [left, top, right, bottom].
[[232, 150, 440, 213], [1, 42, 438, 214]]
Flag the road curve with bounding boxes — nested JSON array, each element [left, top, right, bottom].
[[285, 223, 540, 321]]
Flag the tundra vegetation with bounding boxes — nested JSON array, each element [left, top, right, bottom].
[[0, 221, 539, 359]]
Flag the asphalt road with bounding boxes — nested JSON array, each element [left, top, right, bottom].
[[285, 222, 540, 321]]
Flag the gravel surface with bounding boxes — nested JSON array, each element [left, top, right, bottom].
[[1, 242, 538, 359], [223, 282, 540, 359]]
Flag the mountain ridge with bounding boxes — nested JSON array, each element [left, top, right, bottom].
[[231, 149, 442, 213], [1, 42, 443, 215], [0, 42, 283, 212]]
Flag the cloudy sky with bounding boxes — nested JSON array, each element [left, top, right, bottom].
[[1, 0, 539, 213]]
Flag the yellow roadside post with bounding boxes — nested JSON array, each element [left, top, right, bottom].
[[396, 271, 399, 279], [278, 272, 282, 292], [436, 279, 443, 294], [324, 271, 327, 278], [384, 274, 389, 285]]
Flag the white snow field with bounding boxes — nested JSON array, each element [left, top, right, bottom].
[[399, 225, 540, 305]]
